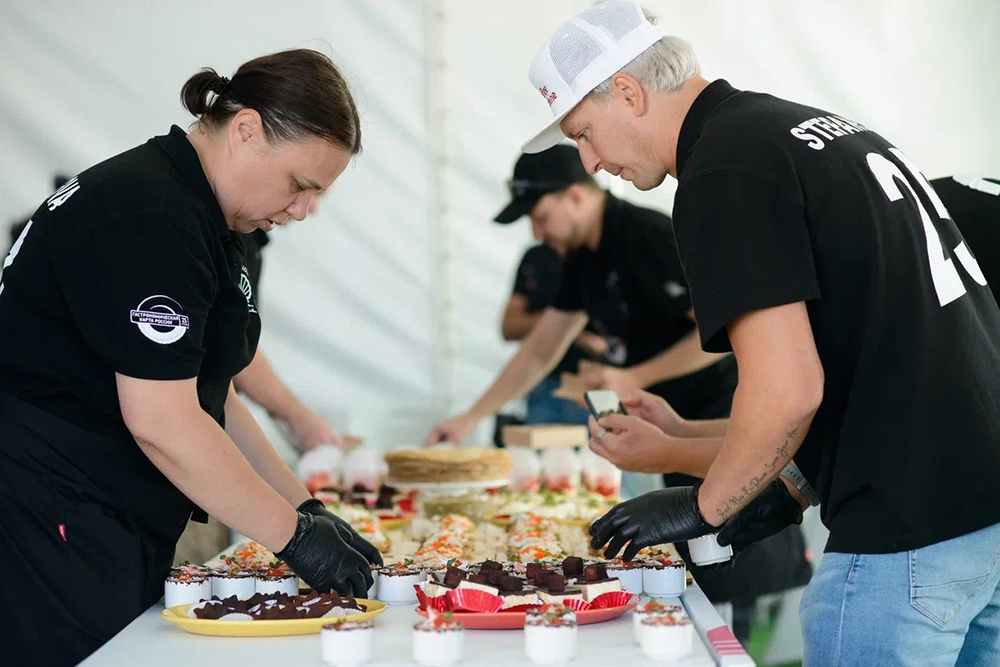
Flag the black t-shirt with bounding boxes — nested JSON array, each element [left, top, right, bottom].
[[931, 176, 1000, 290], [552, 194, 696, 367], [0, 125, 261, 436], [512, 243, 587, 376], [672, 80, 1000, 554], [242, 229, 269, 305]]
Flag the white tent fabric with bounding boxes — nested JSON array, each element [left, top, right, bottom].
[[2, 1, 999, 450]]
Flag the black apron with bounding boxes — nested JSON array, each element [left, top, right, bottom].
[[0, 392, 194, 667]]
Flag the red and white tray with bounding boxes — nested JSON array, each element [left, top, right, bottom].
[[415, 585, 639, 630]]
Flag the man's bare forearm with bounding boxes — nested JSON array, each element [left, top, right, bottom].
[[502, 309, 545, 341], [698, 384, 817, 526], [675, 418, 730, 439], [630, 328, 729, 388], [468, 310, 587, 418]]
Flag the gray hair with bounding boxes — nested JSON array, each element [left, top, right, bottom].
[[587, 8, 700, 100]]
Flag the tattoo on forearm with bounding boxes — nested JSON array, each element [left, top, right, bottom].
[[716, 428, 798, 522]]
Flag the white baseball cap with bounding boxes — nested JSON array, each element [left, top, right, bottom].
[[521, 1, 664, 154]]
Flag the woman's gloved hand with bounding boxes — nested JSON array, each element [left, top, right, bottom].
[[277, 511, 374, 597], [299, 498, 383, 567]]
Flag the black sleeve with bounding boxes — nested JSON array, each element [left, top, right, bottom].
[[51, 212, 217, 380], [513, 245, 565, 312], [552, 253, 585, 313], [673, 169, 822, 352]]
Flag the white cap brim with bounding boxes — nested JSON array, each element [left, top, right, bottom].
[[521, 106, 575, 154]]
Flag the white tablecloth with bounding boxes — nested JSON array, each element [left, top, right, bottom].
[[81, 584, 753, 667]]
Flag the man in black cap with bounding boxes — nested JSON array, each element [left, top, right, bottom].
[[425, 144, 811, 642], [501, 240, 606, 426]]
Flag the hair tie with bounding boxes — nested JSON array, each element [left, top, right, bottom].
[[210, 75, 231, 96]]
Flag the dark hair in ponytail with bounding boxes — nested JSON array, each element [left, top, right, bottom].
[[180, 49, 361, 155]]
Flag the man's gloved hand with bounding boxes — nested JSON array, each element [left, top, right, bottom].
[[299, 499, 384, 567], [589, 484, 715, 562], [277, 511, 374, 597], [716, 479, 804, 554]]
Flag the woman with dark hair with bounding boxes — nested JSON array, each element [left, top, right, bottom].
[[0, 49, 379, 667]]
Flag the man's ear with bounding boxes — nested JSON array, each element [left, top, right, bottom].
[[610, 72, 647, 117]]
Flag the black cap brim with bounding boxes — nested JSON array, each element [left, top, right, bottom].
[[493, 195, 538, 224]]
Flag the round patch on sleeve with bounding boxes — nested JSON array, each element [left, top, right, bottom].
[[130, 295, 190, 344]]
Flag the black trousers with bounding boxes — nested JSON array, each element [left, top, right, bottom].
[[0, 396, 188, 667], [651, 356, 813, 640]]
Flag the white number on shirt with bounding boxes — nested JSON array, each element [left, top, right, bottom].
[[866, 148, 987, 307], [0, 219, 34, 299]]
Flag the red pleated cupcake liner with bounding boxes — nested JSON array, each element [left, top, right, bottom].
[[560, 598, 593, 612], [414, 584, 451, 612], [501, 603, 543, 613], [589, 591, 636, 609], [446, 588, 504, 613]]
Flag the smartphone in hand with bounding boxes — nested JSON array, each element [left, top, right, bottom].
[[584, 390, 627, 421]]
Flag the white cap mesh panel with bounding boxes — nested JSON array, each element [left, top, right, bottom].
[[549, 22, 605, 88], [579, 1, 644, 42]]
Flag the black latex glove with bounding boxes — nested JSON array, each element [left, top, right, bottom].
[[716, 479, 804, 553], [299, 498, 384, 567], [589, 484, 715, 562], [277, 511, 374, 597]]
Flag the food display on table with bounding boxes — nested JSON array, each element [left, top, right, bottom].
[[162, 444, 705, 659], [491, 488, 620, 526]]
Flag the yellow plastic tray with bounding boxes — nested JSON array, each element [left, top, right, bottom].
[[161, 598, 387, 637]]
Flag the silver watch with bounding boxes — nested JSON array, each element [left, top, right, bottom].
[[779, 463, 820, 507]]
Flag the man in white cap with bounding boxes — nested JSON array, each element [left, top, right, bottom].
[[521, 2, 1000, 665]]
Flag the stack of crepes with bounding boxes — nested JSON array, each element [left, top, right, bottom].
[[384, 447, 511, 484]]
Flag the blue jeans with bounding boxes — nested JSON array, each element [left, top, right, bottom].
[[525, 376, 590, 425], [801, 520, 1000, 666]]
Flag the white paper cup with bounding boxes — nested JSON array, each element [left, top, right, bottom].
[[524, 624, 578, 664], [211, 573, 256, 600], [413, 627, 464, 666], [640, 617, 694, 661], [164, 577, 211, 608], [322, 622, 374, 667], [688, 533, 733, 565]]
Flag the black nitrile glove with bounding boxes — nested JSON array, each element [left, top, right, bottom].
[[589, 484, 715, 562], [716, 479, 804, 554], [299, 498, 384, 567], [277, 511, 374, 597]]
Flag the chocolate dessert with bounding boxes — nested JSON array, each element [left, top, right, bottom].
[[191, 592, 365, 621]]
